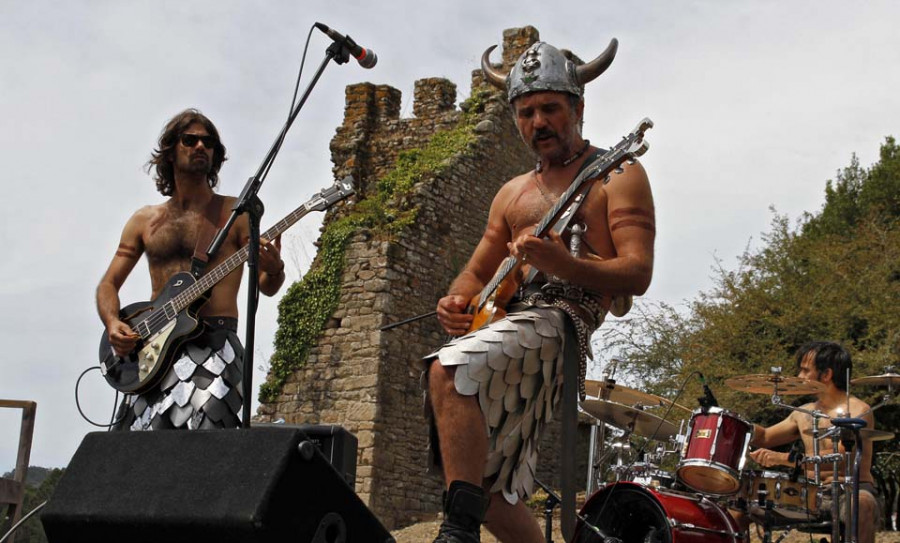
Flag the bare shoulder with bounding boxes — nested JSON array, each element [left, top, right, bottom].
[[601, 159, 652, 200], [495, 171, 531, 201], [126, 203, 165, 232], [848, 396, 872, 418]]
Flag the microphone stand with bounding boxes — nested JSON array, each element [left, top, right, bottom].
[[205, 40, 351, 428]]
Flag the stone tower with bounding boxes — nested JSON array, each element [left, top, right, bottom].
[[258, 26, 591, 529]]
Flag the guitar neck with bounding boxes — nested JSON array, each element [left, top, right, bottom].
[[476, 147, 625, 307], [170, 201, 316, 313]]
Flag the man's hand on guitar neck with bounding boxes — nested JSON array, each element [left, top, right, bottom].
[[107, 319, 140, 358], [508, 230, 571, 278], [436, 295, 473, 336]]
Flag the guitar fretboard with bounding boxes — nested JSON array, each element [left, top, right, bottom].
[[133, 180, 353, 339]]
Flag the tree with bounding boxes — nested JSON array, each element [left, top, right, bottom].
[[602, 137, 900, 431]]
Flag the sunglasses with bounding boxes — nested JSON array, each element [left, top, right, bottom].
[[179, 133, 217, 148]]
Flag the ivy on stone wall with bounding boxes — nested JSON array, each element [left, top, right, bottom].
[[259, 90, 492, 403]]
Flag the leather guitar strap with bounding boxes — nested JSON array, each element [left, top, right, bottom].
[[190, 194, 225, 278], [561, 148, 604, 542]]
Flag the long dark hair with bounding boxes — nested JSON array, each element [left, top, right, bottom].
[[146, 109, 227, 196], [795, 341, 852, 391]]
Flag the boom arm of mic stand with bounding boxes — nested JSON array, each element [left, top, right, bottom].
[[205, 41, 349, 428]]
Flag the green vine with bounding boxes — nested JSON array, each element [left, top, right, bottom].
[[259, 90, 492, 403]]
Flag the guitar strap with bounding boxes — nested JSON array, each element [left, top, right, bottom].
[[558, 148, 603, 543], [522, 148, 606, 286], [190, 194, 225, 278]]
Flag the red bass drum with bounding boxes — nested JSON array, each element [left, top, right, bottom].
[[575, 482, 741, 543]]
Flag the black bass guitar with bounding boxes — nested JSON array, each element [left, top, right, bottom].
[[99, 177, 355, 393]]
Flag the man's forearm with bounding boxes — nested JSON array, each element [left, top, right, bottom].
[[96, 283, 122, 327], [447, 270, 485, 300]]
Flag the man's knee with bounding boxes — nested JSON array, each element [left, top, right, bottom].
[[428, 360, 458, 398]]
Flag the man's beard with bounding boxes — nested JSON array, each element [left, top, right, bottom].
[[531, 128, 574, 165], [178, 154, 212, 176]]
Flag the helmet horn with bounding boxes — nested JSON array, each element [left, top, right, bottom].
[[575, 38, 619, 85], [480, 45, 507, 89]]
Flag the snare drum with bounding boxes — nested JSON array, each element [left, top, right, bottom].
[[737, 470, 822, 523], [676, 407, 752, 495], [575, 482, 741, 543]]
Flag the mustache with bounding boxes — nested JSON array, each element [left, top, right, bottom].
[[531, 128, 558, 146]]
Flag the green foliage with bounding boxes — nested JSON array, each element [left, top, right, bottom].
[[604, 137, 900, 429], [0, 468, 65, 543], [259, 91, 490, 402]]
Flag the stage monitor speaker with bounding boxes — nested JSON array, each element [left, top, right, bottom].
[[254, 423, 358, 487], [41, 427, 393, 543]]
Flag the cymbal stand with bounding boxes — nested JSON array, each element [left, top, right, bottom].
[[859, 365, 897, 418], [831, 417, 866, 543], [832, 430, 844, 543], [766, 368, 831, 484], [586, 419, 607, 494]]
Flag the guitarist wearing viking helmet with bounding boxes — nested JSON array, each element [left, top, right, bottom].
[[96, 109, 286, 431], [423, 40, 655, 543]]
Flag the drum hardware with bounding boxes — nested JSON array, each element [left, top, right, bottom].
[[802, 426, 895, 442], [535, 478, 613, 543], [724, 368, 826, 401], [850, 365, 899, 388], [829, 417, 868, 543], [584, 379, 690, 415], [580, 399, 680, 440], [851, 366, 899, 417]]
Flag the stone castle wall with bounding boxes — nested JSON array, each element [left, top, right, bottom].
[[259, 26, 592, 529]]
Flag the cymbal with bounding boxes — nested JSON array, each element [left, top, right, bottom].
[[851, 372, 900, 388], [802, 427, 895, 442], [584, 380, 690, 414], [725, 374, 826, 395], [580, 399, 679, 439]]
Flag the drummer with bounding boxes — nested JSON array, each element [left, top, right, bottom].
[[748, 341, 882, 543]]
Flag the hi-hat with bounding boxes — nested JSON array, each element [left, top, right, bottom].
[[725, 374, 826, 395], [851, 372, 900, 388], [580, 399, 679, 439], [803, 427, 895, 442], [585, 379, 690, 414]]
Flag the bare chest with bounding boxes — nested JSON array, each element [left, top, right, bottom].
[[143, 209, 202, 267], [506, 180, 612, 252]]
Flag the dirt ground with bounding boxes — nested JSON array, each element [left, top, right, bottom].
[[390, 499, 900, 543], [391, 515, 900, 543]]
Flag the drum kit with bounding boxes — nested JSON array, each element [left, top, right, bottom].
[[573, 365, 899, 543]]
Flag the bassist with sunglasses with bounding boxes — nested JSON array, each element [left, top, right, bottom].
[[95, 109, 286, 431]]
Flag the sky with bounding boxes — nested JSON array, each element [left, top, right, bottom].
[[1, 1, 898, 471]]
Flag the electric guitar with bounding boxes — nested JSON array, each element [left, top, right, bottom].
[[465, 118, 653, 332], [99, 177, 355, 394]]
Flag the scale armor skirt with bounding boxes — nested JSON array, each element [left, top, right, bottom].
[[425, 304, 572, 505], [113, 317, 244, 431]]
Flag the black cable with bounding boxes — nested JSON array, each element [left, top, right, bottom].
[[0, 500, 47, 543], [74, 366, 125, 428], [259, 24, 317, 184]]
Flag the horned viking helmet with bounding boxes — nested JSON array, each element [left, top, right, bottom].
[[481, 39, 618, 103]]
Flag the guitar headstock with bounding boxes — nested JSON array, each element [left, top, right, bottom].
[[618, 117, 653, 160], [308, 176, 356, 211]]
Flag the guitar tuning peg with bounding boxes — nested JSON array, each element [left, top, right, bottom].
[[603, 175, 612, 185], [626, 158, 637, 165], [614, 166, 624, 174]]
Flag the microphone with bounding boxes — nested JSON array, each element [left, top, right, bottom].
[[697, 373, 719, 410], [314, 22, 377, 69]]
